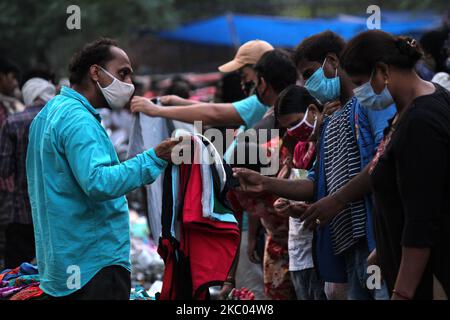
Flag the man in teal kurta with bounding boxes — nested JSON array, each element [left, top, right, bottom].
[[26, 38, 179, 299]]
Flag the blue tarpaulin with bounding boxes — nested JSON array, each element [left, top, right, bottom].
[[157, 13, 442, 47]]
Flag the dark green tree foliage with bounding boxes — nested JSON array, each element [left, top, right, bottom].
[[0, 0, 176, 74], [0, 0, 446, 76]]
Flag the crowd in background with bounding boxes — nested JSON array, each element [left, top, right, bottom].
[[0, 24, 449, 300]]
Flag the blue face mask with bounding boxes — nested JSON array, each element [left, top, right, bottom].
[[304, 57, 340, 104], [353, 70, 394, 110]]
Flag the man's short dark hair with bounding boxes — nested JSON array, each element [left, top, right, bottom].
[[69, 38, 118, 85], [0, 58, 20, 76], [293, 31, 346, 66], [254, 49, 298, 93]]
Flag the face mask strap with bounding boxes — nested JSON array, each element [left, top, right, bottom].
[[289, 108, 315, 131], [311, 113, 318, 133], [98, 66, 115, 81], [306, 108, 318, 131], [322, 56, 338, 78], [371, 66, 390, 90], [98, 65, 133, 88], [96, 66, 118, 91]]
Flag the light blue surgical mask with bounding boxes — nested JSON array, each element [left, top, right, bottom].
[[353, 69, 394, 111], [304, 57, 340, 104]]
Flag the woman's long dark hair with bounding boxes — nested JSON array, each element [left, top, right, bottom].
[[341, 30, 424, 77]]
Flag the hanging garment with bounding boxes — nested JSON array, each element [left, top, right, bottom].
[[157, 165, 192, 300], [172, 130, 240, 223], [127, 113, 197, 243], [157, 137, 240, 300], [179, 163, 240, 299]]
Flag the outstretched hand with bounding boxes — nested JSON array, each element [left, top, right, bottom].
[[300, 194, 346, 230], [159, 95, 190, 106], [130, 96, 160, 117], [154, 137, 183, 162], [273, 198, 309, 218], [232, 168, 267, 194]]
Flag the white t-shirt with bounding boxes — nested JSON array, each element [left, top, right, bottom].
[[288, 169, 314, 272]]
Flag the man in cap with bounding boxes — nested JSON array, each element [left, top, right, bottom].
[[130, 40, 275, 300], [130, 40, 274, 129]]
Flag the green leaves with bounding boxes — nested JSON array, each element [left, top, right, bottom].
[[0, 0, 174, 74], [0, 0, 444, 78]]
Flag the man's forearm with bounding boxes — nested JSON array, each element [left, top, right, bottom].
[[263, 177, 314, 202], [156, 103, 243, 126], [79, 148, 167, 201], [168, 97, 199, 106]]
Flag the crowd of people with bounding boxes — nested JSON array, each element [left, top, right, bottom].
[[0, 25, 449, 300]]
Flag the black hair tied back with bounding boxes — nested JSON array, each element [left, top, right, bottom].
[[341, 30, 425, 76], [394, 36, 423, 68]]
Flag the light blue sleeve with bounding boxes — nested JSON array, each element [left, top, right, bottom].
[[365, 104, 397, 150], [232, 95, 268, 128], [62, 116, 167, 201]]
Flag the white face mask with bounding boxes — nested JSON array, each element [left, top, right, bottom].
[[97, 66, 135, 110]]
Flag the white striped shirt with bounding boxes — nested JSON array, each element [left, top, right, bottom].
[[323, 98, 367, 255]]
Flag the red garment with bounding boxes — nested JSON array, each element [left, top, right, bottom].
[[158, 239, 181, 300], [158, 163, 240, 300], [9, 283, 45, 300], [157, 237, 193, 300], [227, 190, 244, 226], [293, 141, 316, 170], [180, 163, 240, 298]]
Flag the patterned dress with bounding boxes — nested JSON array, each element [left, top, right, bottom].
[[233, 140, 296, 300]]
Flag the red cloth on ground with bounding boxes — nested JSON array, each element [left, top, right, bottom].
[[9, 283, 45, 300]]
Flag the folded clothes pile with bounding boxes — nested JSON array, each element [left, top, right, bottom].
[[1, 261, 162, 300], [0, 263, 46, 300]]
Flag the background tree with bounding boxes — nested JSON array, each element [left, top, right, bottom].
[[0, 0, 447, 78]]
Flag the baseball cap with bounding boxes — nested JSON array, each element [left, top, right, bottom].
[[218, 40, 274, 73]]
